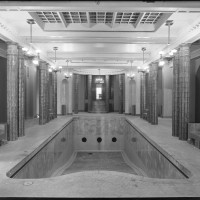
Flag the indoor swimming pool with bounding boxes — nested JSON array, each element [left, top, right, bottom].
[[7, 115, 190, 180]]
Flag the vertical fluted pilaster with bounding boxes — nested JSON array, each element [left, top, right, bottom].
[[140, 74, 143, 118], [148, 69, 152, 123], [46, 65, 50, 122], [73, 74, 79, 114], [53, 71, 57, 118], [39, 61, 47, 125], [68, 76, 73, 114], [140, 73, 146, 119], [88, 75, 92, 112], [178, 44, 190, 140], [118, 74, 123, 114], [145, 72, 150, 121], [172, 44, 191, 140], [7, 42, 19, 141], [172, 50, 179, 137], [18, 46, 25, 137], [105, 75, 109, 112], [149, 62, 158, 125]]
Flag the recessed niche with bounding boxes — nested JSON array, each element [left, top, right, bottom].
[[97, 137, 102, 143], [82, 137, 87, 142], [112, 137, 117, 142]]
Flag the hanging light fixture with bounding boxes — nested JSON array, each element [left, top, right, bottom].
[[158, 20, 176, 67], [50, 47, 62, 73], [32, 49, 41, 65], [24, 19, 42, 66], [159, 51, 165, 67], [26, 19, 35, 56], [127, 60, 135, 80], [165, 20, 173, 46], [138, 47, 147, 73], [64, 60, 72, 79], [95, 69, 104, 84]]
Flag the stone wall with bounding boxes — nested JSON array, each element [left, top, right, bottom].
[[73, 115, 125, 151]]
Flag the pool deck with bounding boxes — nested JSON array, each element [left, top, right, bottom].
[[0, 113, 200, 197]]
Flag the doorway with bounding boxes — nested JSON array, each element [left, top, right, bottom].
[[91, 75, 106, 113]]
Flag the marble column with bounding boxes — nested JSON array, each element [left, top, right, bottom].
[[145, 72, 150, 121], [68, 76, 73, 114], [18, 46, 25, 137], [149, 62, 158, 125], [125, 73, 130, 114], [140, 73, 145, 118], [7, 42, 19, 141], [39, 61, 47, 125], [148, 70, 152, 123], [52, 71, 57, 118], [73, 74, 79, 114], [105, 75, 109, 112], [45, 65, 50, 122], [88, 75, 92, 112], [48, 71, 53, 119], [172, 44, 190, 140], [118, 74, 124, 114], [172, 50, 179, 137]]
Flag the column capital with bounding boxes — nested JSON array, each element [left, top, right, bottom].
[[150, 61, 159, 66], [179, 43, 192, 48], [6, 41, 18, 46], [39, 61, 48, 70]]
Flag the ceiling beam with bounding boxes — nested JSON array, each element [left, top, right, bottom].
[[106, 12, 118, 28], [28, 12, 45, 30], [154, 13, 172, 32], [133, 13, 145, 28], [57, 12, 69, 28]]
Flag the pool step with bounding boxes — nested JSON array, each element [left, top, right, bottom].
[[58, 151, 144, 176]]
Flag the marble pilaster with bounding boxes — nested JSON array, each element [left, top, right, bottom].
[[7, 42, 19, 141], [105, 75, 109, 112], [18, 46, 25, 137]]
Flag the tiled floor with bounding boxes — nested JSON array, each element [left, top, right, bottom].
[[61, 152, 138, 175]]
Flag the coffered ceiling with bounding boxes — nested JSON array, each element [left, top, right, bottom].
[[0, 1, 200, 73]]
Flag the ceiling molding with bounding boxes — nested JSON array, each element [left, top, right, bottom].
[[0, 14, 53, 65], [26, 36, 172, 44], [2, 1, 200, 12], [72, 68, 127, 75], [144, 17, 200, 66]]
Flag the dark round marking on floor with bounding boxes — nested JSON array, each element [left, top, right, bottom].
[[112, 137, 117, 142], [61, 137, 66, 142], [97, 137, 102, 143], [82, 137, 87, 142], [131, 137, 137, 142]]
